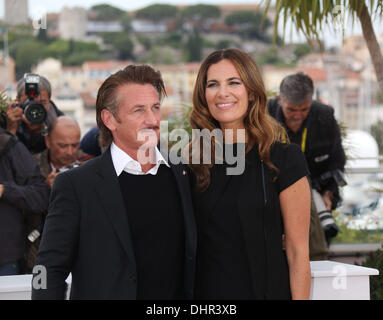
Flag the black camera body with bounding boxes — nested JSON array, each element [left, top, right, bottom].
[[14, 74, 47, 125]]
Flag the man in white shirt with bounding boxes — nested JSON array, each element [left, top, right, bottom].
[[32, 65, 197, 300]]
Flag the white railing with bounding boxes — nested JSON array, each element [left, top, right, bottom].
[[0, 261, 379, 300]]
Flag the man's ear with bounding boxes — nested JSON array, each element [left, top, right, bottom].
[[101, 109, 116, 132], [277, 95, 281, 104]]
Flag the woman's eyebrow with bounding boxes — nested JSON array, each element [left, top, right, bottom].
[[207, 77, 241, 82]]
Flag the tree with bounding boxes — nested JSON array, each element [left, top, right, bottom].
[[121, 12, 132, 32], [294, 43, 312, 59], [263, 0, 383, 95], [185, 31, 203, 62], [181, 4, 221, 20], [91, 4, 125, 20], [135, 4, 178, 22], [15, 40, 44, 77], [102, 33, 134, 60], [225, 10, 273, 42]]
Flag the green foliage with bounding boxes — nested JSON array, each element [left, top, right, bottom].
[[225, 11, 257, 26], [91, 4, 125, 20], [63, 51, 101, 66], [43, 39, 101, 65], [181, 4, 221, 20], [101, 32, 133, 60], [332, 210, 383, 244], [136, 36, 152, 50], [167, 105, 193, 147], [215, 39, 232, 50], [135, 4, 179, 22], [15, 40, 44, 77], [120, 13, 132, 32], [185, 32, 203, 62], [294, 43, 312, 59], [262, 0, 383, 46], [361, 246, 383, 300], [256, 48, 282, 65], [36, 28, 50, 44], [225, 10, 272, 42], [139, 46, 175, 65], [7, 25, 33, 44], [44, 39, 70, 59], [158, 32, 184, 49]]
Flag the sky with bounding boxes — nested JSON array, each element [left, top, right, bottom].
[[1, 0, 383, 48]]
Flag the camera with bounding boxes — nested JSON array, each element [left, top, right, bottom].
[[312, 189, 340, 245], [13, 74, 47, 125], [56, 162, 80, 173], [312, 169, 347, 209]]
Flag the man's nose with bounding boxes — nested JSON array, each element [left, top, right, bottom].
[[294, 112, 305, 119], [145, 110, 159, 125], [66, 146, 76, 155]]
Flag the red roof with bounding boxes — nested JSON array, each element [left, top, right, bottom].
[[298, 66, 327, 82]]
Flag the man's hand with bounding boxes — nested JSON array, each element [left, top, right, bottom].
[[6, 102, 23, 134], [322, 191, 333, 211], [45, 171, 60, 188], [0, 184, 4, 198], [23, 114, 45, 133]]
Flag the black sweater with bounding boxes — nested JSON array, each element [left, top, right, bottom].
[[118, 164, 185, 299]]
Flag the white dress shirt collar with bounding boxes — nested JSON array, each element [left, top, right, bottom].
[[110, 142, 169, 176]]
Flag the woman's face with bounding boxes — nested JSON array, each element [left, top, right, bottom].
[[205, 59, 249, 130]]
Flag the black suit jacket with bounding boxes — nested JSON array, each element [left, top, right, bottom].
[[31, 148, 197, 299]]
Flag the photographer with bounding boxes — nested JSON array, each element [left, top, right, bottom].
[[2, 74, 64, 154], [268, 72, 346, 260], [0, 127, 50, 275], [34, 116, 82, 187], [25, 116, 82, 270]]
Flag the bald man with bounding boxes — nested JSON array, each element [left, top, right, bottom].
[[34, 116, 82, 188], [25, 117, 82, 271]]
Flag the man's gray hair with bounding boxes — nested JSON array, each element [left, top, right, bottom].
[[280, 72, 314, 106], [17, 74, 52, 99]]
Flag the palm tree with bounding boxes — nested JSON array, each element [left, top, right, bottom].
[[263, 0, 383, 94]]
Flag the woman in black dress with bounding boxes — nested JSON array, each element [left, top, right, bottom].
[[187, 49, 311, 299]]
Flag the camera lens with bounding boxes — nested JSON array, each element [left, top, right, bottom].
[[24, 102, 47, 125]]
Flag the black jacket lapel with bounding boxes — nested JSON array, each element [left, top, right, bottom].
[[170, 164, 197, 252], [94, 148, 136, 267]]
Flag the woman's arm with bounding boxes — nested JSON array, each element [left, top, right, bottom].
[[279, 176, 311, 300]]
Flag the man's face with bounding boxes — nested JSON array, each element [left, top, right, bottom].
[[101, 83, 161, 153], [36, 89, 51, 111], [19, 89, 51, 111], [46, 125, 81, 168], [279, 97, 311, 129]]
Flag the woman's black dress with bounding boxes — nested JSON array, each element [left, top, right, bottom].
[[192, 142, 309, 300]]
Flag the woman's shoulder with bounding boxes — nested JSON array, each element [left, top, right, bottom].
[[270, 142, 302, 165]]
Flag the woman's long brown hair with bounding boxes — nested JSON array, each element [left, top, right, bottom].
[[188, 48, 286, 191]]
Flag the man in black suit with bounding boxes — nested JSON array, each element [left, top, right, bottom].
[[31, 65, 197, 300]]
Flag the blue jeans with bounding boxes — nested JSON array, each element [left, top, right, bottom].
[[0, 261, 21, 276]]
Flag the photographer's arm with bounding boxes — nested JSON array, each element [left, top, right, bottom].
[[1, 140, 50, 213], [5, 103, 23, 135], [321, 119, 346, 209]]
